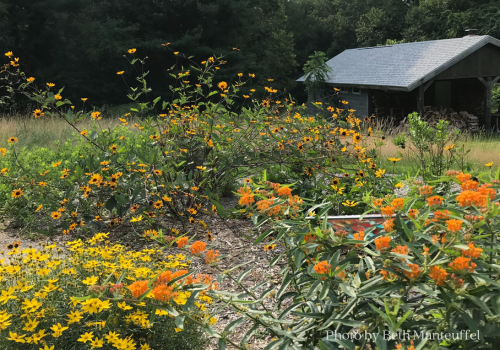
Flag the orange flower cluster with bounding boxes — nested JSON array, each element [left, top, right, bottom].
[[353, 230, 364, 247], [238, 186, 255, 206], [403, 263, 422, 280], [372, 198, 384, 207], [152, 285, 177, 302], [205, 249, 220, 264], [434, 210, 451, 220], [269, 182, 280, 191], [313, 261, 331, 280], [391, 198, 405, 210], [382, 219, 395, 232], [456, 172, 471, 183], [190, 240, 207, 254], [375, 236, 391, 251], [429, 266, 447, 286], [449, 257, 476, 272], [391, 245, 409, 256], [381, 206, 395, 217], [277, 186, 292, 197], [335, 266, 346, 279], [128, 280, 149, 298], [419, 185, 433, 195], [460, 180, 479, 191], [176, 237, 189, 248], [155, 270, 189, 286], [446, 219, 463, 232], [427, 196, 443, 206], [408, 209, 419, 219], [465, 214, 484, 222], [461, 242, 482, 258]]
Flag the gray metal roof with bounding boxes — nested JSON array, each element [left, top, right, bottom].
[[297, 35, 500, 92]]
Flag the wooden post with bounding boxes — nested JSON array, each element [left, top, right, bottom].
[[479, 77, 500, 130], [418, 84, 424, 116]]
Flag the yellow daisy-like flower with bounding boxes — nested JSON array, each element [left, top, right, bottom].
[[51, 212, 62, 220], [388, 157, 401, 163], [342, 200, 358, 207], [82, 276, 99, 285], [128, 48, 136, 54], [218, 81, 227, 90], [7, 137, 17, 143], [117, 71, 124, 75], [27, 77, 35, 82], [485, 162, 493, 167], [11, 188, 23, 198], [54, 94, 62, 100], [395, 182, 405, 188], [46, 82, 55, 87]]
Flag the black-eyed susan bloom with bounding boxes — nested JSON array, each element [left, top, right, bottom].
[[11, 188, 23, 198], [7, 137, 17, 143], [51, 211, 62, 220], [342, 200, 358, 207], [33, 109, 44, 118]]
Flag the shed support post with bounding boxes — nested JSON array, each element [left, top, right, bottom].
[[418, 85, 425, 116], [479, 76, 500, 130]]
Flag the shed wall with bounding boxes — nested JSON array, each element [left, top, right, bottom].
[[335, 87, 369, 117]]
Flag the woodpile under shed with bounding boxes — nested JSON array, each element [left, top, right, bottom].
[[396, 107, 480, 132]]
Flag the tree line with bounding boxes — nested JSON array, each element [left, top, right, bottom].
[[0, 0, 499, 109]]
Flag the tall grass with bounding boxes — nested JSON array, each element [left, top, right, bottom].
[[0, 115, 121, 149]]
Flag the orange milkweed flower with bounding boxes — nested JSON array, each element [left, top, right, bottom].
[[391, 245, 409, 256], [190, 241, 207, 255], [403, 263, 422, 280], [372, 198, 384, 207], [426, 196, 443, 206], [277, 186, 292, 197], [460, 180, 479, 191], [391, 198, 405, 210], [434, 210, 451, 220], [449, 257, 476, 273], [408, 209, 419, 219], [353, 230, 364, 247], [461, 242, 482, 258], [335, 266, 346, 279], [419, 185, 433, 195], [446, 219, 463, 232], [381, 206, 395, 217], [382, 219, 395, 232], [429, 266, 447, 286], [176, 237, 189, 248], [128, 280, 149, 298], [313, 261, 331, 280], [375, 236, 391, 251], [205, 250, 220, 264], [456, 172, 471, 183], [152, 285, 177, 302]]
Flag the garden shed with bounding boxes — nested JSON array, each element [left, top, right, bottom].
[[298, 34, 500, 130]]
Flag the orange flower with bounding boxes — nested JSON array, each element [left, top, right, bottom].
[[176, 237, 189, 248], [461, 242, 482, 258], [353, 230, 364, 247], [478, 183, 496, 201], [431, 235, 439, 244], [304, 235, 316, 243], [446, 219, 463, 232], [391, 245, 409, 256], [238, 192, 255, 206], [205, 250, 220, 264], [152, 285, 177, 302], [429, 266, 447, 286], [434, 210, 451, 220], [456, 172, 471, 183], [456, 190, 486, 207], [313, 261, 331, 280], [128, 280, 149, 298], [426, 196, 443, 206], [382, 219, 395, 232], [460, 180, 479, 191], [422, 246, 430, 256], [449, 257, 476, 273], [375, 236, 391, 251], [391, 198, 405, 210], [381, 206, 395, 217], [408, 209, 419, 219], [403, 263, 422, 280], [335, 266, 346, 279], [277, 186, 292, 197], [190, 241, 207, 255], [372, 198, 384, 207], [419, 185, 433, 195]]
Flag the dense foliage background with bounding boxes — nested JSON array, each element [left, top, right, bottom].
[[0, 0, 499, 107]]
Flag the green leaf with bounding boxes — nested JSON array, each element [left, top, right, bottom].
[[319, 282, 330, 300], [175, 315, 185, 330], [224, 317, 245, 334], [254, 229, 274, 245]]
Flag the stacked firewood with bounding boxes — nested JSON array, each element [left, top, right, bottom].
[[397, 107, 480, 132]]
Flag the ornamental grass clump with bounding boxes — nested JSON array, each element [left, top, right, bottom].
[[0, 233, 210, 349], [187, 171, 500, 350]]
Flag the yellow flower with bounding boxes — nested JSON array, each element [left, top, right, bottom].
[[11, 188, 24, 198], [174, 51, 179, 55], [130, 215, 143, 222], [54, 94, 62, 100], [128, 48, 136, 54], [78, 332, 94, 343], [388, 157, 401, 163], [218, 81, 227, 90], [395, 183, 404, 188], [5, 51, 13, 57], [485, 162, 493, 167], [27, 77, 35, 82], [90, 337, 104, 348], [33, 109, 44, 118], [342, 200, 358, 207], [46, 82, 55, 87], [375, 169, 386, 178], [7, 332, 25, 343], [82, 276, 98, 285], [35, 204, 43, 212], [39, 345, 54, 350], [7, 137, 17, 143], [444, 144, 455, 150]]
